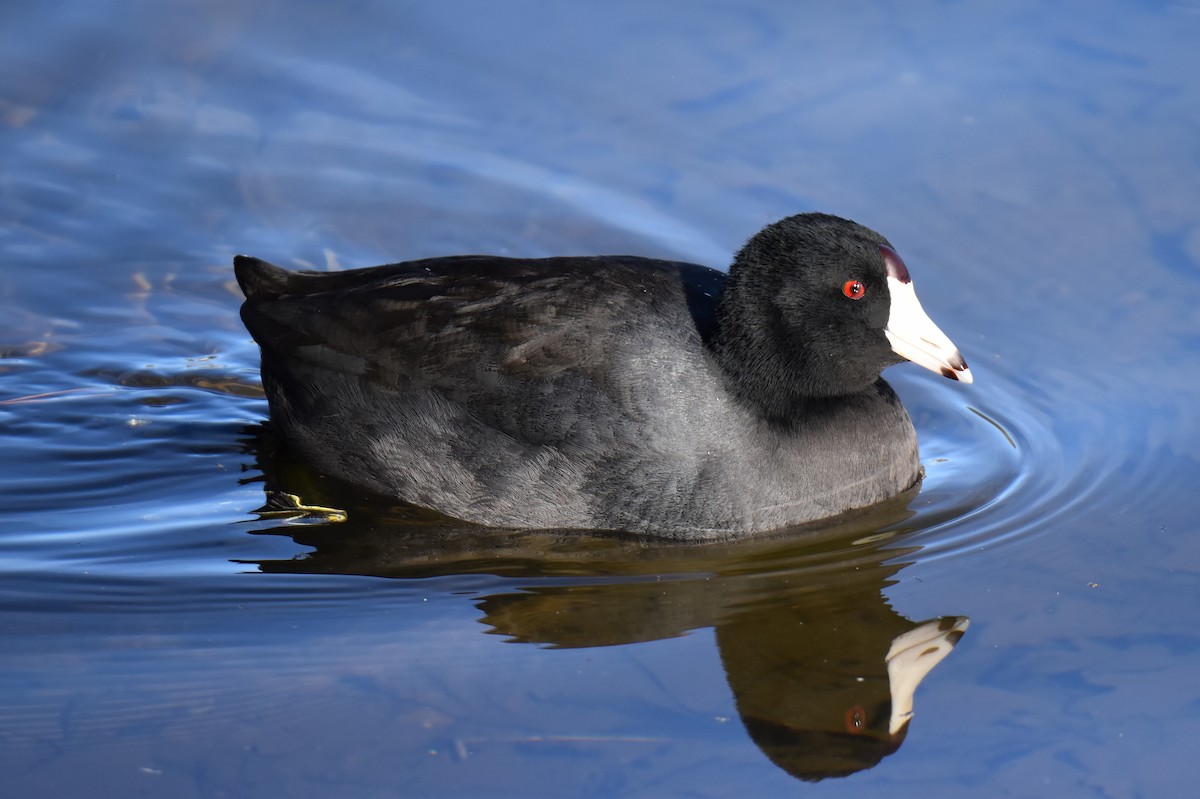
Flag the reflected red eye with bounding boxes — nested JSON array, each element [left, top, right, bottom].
[[842, 280, 866, 300], [845, 705, 867, 734]]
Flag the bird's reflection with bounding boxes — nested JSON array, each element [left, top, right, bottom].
[[242, 424, 968, 782]]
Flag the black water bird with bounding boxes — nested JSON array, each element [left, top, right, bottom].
[[235, 212, 971, 538]]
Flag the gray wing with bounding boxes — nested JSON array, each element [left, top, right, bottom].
[[238, 255, 722, 447]]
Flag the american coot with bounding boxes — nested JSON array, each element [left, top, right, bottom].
[[236, 213, 971, 539]]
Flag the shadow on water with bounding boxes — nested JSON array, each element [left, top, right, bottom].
[[242, 424, 969, 783]]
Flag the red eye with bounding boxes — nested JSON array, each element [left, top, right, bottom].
[[845, 705, 868, 734], [842, 280, 866, 300]]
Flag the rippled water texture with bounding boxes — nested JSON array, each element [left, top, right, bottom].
[[3, 2, 1200, 796]]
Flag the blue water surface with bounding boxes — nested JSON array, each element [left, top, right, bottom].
[[3, 1, 1200, 796]]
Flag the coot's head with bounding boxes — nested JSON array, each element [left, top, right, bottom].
[[719, 213, 971, 399]]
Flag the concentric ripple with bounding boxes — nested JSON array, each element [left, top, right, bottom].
[[884, 356, 1163, 565]]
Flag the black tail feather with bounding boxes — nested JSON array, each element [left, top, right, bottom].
[[234, 255, 292, 299]]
